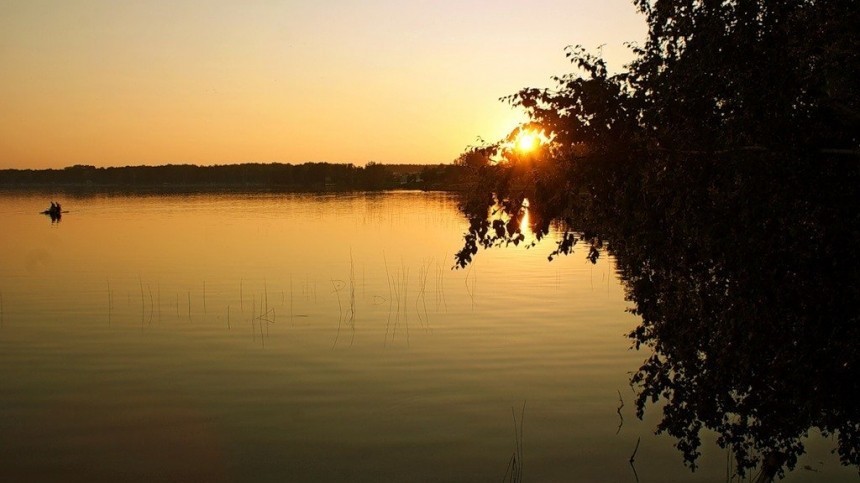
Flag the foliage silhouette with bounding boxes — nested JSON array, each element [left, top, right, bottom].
[[455, 0, 859, 480]]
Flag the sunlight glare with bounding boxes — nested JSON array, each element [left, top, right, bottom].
[[516, 131, 539, 153], [519, 200, 533, 237]]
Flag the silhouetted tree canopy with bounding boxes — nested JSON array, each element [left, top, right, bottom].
[[455, 0, 859, 480]]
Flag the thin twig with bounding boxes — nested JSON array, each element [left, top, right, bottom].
[[629, 436, 641, 464], [629, 436, 641, 483]]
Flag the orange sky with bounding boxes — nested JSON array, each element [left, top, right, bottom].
[[0, 1, 646, 169]]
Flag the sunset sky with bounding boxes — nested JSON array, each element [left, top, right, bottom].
[[1, 1, 646, 169]]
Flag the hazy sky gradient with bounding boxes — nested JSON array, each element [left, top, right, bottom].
[[1, 1, 646, 168]]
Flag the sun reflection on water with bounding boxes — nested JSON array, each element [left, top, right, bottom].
[[519, 202, 532, 239]]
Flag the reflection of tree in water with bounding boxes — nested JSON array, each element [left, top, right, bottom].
[[456, 152, 859, 480]]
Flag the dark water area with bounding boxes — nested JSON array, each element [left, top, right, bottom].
[[457, 152, 860, 481], [601, 156, 859, 480]]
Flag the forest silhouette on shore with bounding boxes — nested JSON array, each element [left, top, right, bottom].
[[0, 162, 466, 193]]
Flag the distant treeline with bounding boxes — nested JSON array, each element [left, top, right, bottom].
[[0, 162, 467, 192]]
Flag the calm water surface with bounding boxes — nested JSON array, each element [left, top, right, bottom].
[[0, 192, 850, 481]]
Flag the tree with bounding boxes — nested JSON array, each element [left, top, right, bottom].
[[629, 0, 859, 152], [456, 0, 860, 479]]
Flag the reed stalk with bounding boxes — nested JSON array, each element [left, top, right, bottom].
[[251, 294, 256, 342], [139, 276, 145, 327], [403, 263, 410, 346], [148, 285, 154, 325], [349, 251, 356, 336], [331, 279, 344, 348], [290, 274, 294, 325], [259, 295, 265, 345], [107, 280, 112, 326], [503, 401, 526, 483]]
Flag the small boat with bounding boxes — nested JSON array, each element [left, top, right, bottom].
[[41, 202, 65, 221]]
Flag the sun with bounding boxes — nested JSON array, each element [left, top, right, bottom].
[[515, 131, 539, 153]]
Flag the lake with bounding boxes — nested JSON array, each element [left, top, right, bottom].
[[0, 191, 851, 482]]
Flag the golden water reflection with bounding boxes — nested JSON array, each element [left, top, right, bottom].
[[0, 191, 850, 482]]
